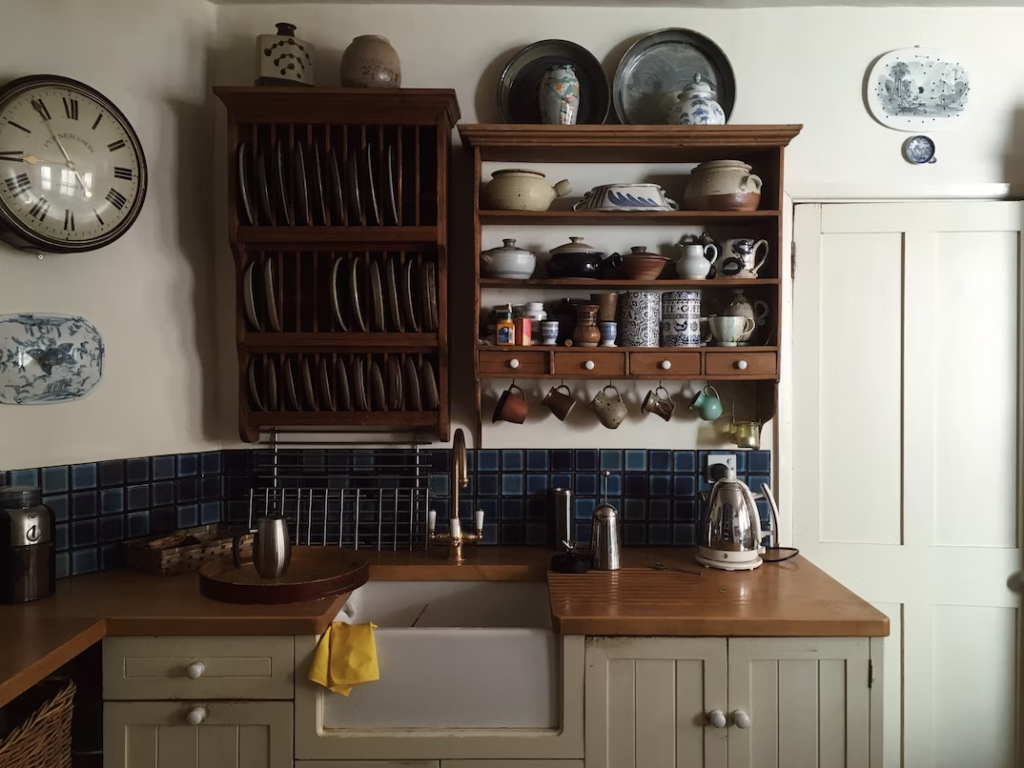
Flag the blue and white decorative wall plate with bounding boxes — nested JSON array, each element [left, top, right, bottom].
[[867, 47, 970, 131], [0, 314, 104, 404], [903, 135, 937, 164]]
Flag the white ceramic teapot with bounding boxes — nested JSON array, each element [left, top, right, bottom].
[[667, 74, 726, 126], [485, 169, 571, 211], [674, 241, 719, 280], [720, 290, 769, 344]]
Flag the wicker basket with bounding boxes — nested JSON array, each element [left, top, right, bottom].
[[122, 523, 253, 576], [0, 676, 75, 768]]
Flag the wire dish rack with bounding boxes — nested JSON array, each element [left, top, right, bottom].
[[246, 444, 432, 551]]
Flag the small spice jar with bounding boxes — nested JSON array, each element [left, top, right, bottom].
[[495, 305, 515, 346]]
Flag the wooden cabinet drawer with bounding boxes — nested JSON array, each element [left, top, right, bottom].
[[479, 350, 547, 376], [705, 351, 778, 376], [103, 636, 294, 701], [553, 351, 627, 377], [629, 351, 701, 376]]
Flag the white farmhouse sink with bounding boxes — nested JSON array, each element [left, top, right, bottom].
[[322, 580, 559, 729]]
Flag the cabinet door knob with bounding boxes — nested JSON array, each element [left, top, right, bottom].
[[185, 662, 205, 680], [707, 709, 727, 729], [732, 710, 751, 729], [734, 359, 748, 371], [584, 360, 595, 371], [660, 360, 672, 370], [509, 358, 520, 369], [186, 706, 207, 726]]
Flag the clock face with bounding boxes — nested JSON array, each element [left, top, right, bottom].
[[0, 75, 147, 252]]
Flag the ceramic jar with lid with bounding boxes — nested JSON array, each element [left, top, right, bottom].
[[548, 237, 623, 279], [256, 23, 314, 86], [340, 35, 401, 88], [486, 169, 571, 211], [667, 74, 726, 125], [661, 290, 701, 347], [480, 239, 536, 279], [684, 160, 763, 212]]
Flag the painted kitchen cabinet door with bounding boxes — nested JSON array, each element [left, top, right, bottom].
[[585, 637, 728, 768], [104, 701, 293, 768], [727, 638, 871, 768]]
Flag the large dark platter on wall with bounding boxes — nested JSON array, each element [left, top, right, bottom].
[[613, 28, 736, 125], [498, 39, 610, 125]]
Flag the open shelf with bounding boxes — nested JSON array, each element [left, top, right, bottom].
[[477, 344, 779, 353], [248, 412, 440, 428], [478, 210, 778, 226], [480, 277, 780, 289], [244, 333, 439, 350]]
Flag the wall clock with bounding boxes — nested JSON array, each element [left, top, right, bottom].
[[0, 74, 147, 253]]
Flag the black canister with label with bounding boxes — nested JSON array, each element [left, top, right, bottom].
[[0, 485, 56, 603]]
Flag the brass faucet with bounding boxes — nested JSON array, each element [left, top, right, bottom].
[[428, 429, 484, 561]]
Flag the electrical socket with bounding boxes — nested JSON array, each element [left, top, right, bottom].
[[706, 454, 737, 483]]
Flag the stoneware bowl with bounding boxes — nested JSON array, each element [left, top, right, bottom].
[[620, 247, 669, 280]]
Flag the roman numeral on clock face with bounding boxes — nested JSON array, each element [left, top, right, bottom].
[[106, 189, 127, 211], [29, 196, 50, 221], [5, 173, 29, 196], [63, 97, 79, 120], [91, 114, 103, 131], [114, 167, 133, 181], [64, 209, 75, 231], [0, 150, 23, 162], [31, 99, 51, 121], [107, 139, 126, 152], [93, 207, 105, 226]]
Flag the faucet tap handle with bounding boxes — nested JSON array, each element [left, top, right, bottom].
[[474, 508, 485, 534], [428, 508, 437, 533]]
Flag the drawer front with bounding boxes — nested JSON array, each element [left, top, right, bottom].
[[479, 350, 547, 376], [552, 352, 627, 377], [629, 351, 701, 376], [705, 352, 778, 376], [103, 636, 294, 701]]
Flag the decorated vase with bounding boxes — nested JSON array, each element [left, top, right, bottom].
[[539, 64, 580, 125], [667, 74, 725, 125], [340, 35, 401, 88], [256, 23, 314, 86]]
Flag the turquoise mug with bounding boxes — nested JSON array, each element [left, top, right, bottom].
[[689, 385, 723, 421]]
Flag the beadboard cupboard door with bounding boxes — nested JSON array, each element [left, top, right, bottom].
[[104, 701, 293, 768], [792, 202, 1023, 768], [585, 637, 729, 768]]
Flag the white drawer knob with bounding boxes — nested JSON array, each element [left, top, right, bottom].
[[584, 360, 595, 371], [186, 662, 205, 680], [660, 360, 672, 370], [509, 358, 520, 369], [707, 710, 727, 729], [186, 707, 207, 726], [733, 710, 751, 729], [734, 360, 748, 371]]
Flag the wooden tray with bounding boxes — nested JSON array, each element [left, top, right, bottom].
[[198, 546, 370, 605], [123, 524, 253, 576]]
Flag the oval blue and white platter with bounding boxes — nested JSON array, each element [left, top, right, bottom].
[[0, 314, 104, 405]]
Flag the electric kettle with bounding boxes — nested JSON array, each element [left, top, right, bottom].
[[696, 469, 769, 571]]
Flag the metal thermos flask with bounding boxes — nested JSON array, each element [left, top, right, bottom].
[[0, 486, 56, 604], [550, 488, 573, 551]]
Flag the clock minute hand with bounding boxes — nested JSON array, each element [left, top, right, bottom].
[[31, 102, 92, 198]]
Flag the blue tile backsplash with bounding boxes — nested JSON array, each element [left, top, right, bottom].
[[3, 447, 771, 579]]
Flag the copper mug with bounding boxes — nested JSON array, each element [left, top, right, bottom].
[[642, 386, 675, 422], [542, 384, 576, 421], [492, 383, 529, 424]]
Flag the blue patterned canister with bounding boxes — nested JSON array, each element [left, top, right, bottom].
[[618, 292, 661, 347], [661, 290, 701, 347]]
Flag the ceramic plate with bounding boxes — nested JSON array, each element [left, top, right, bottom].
[[293, 141, 310, 226], [613, 28, 735, 125], [256, 146, 273, 224], [369, 258, 385, 332], [364, 144, 380, 226], [310, 140, 328, 225], [385, 145, 399, 224], [422, 260, 439, 332], [867, 47, 970, 131], [319, 357, 335, 411], [346, 148, 363, 224], [386, 256, 403, 332], [301, 357, 318, 411], [237, 141, 254, 225], [0, 314, 104, 405], [498, 39, 610, 124], [330, 255, 349, 332], [247, 356, 264, 412], [350, 257, 367, 332], [263, 258, 282, 332], [387, 355, 403, 411], [335, 356, 351, 411], [243, 260, 263, 332], [404, 356, 422, 411], [402, 258, 421, 333], [370, 360, 386, 411], [420, 359, 439, 411], [329, 147, 346, 225], [283, 357, 301, 411], [351, 357, 368, 411], [272, 140, 291, 225], [265, 356, 279, 411]]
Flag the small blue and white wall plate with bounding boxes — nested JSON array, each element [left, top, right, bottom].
[[903, 135, 937, 164], [0, 314, 104, 404]]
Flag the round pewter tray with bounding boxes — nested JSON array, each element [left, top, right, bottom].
[[199, 546, 370, 605]]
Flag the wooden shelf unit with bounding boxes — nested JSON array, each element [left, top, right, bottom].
[[459, 124, 801, 442], [216, 87, 459, 443]]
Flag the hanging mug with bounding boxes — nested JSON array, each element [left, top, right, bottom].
[[590, 385, 628, 429], [492, 383, 529, 424], [689, 385, 723, 421], [542, 384, 576, 421], [642, 386, 676, 422]]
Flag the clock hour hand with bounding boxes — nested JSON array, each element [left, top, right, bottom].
[[22, 155, 65, 165], [31, 101, 92, 198]]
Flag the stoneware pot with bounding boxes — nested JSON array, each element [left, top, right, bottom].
[[690, 385, 723, 421], [667, 74, 726, 125], [620, 246, 669, 280], [480, 238, 536, 279], [486, 169, 571, 211], [548, 237, 622, 279], [492, 383, 529, 424], [539, 64, 580, 125], [618, 291, 660, 347], [674, 241, 719, 279], [684, 160, 762, 212], [573, 304, 601, 347], [340, 35, 401, 88], [256, 23, 314, 86], [661, 290, 701, 347], [590, 385, 628, 429], [542, 384, 576, 421], [716, 239, 768, 279]]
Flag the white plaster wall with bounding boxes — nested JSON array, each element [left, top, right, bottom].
[[0, 0, 221, 470]]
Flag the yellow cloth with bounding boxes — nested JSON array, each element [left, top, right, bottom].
[[308, 622, 380, 696]]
